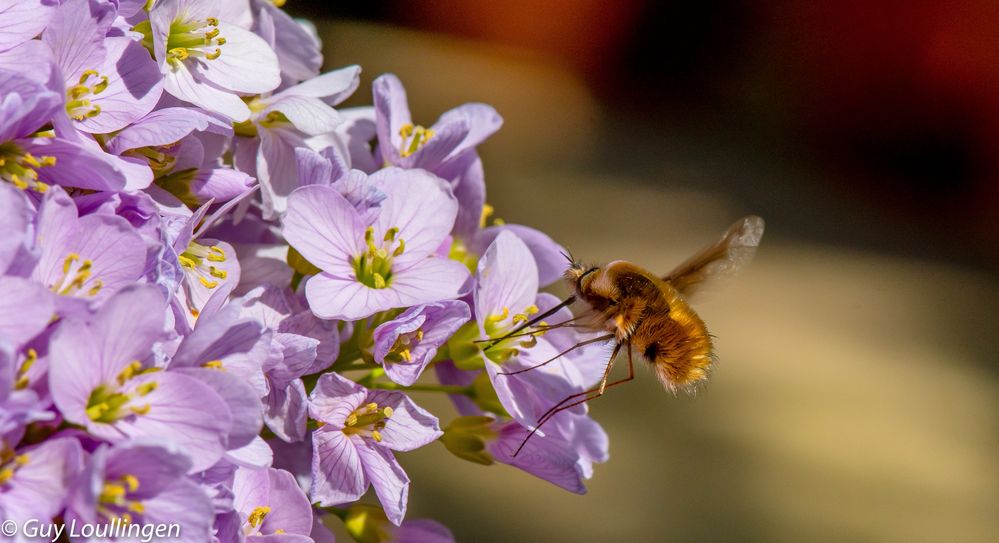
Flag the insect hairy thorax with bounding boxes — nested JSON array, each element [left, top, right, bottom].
[[569, 260, 713, 391]]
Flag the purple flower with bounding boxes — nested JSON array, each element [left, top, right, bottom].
[[142, 0, 281, 121], [250, 0, 322, 84], [296, 148, 386, 223], [49, 286, 233, 472], [0, 183, 32, 275], [65, 441, 214, 543], [0, 0, 57, 54], [43, 0, 163, 134], [0, 70, 128, 192], [283, 168, 470, 321], [308, 373, 442, 525], [373, 301, 470, 386], [30, 186, 147, 315], [232, 65, 360, 218], [372, 74, 501, 176], [228, 467, 314, 540], [0, 437, 83, 534]]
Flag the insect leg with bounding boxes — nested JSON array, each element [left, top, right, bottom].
[[512, 342, 628, 456], [472, 314, 588, 343], [498, 333, 614, 376]]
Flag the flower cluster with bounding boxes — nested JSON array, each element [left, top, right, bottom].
[[0, 1, 612, 541]]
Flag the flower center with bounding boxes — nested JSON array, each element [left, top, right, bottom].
[[244, 506, 272, 535], [0, 448, 29, 486], [482, 305, 544, 364], [85, 361, 159, 423], [133, 16, 226, 64], [49, 252, 104, 297], [353, 226, 405, 289], [124, 144, 179, 177], [98, 474, 145, 525], [397, 123, 435, 158], [65, 70, 107, 121], [155, 167, 200, 206], [385, 329, 423, 363], [179, 241, 228, 288], [342, 402, 394, 443], [0, 142, 54, 193]]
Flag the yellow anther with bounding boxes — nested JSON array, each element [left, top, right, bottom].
[[204, 28, 219, 40], [202, 360, 224, 369], [209, 266, 227, 279], [102, 482, 127, 500], [120, 513, 133, 524], [79, 69, 99, 83], [130, 404, 151, 416], [13, 454, 29, 467], [205, 48, 221, 60], [117, 360, 143, 384], [519, 336, 538, 348], [68, 85, 90, 100], [382, 406, 394, 418], [0, 468, 13, 484], [371, 430, 382, 442], [415, 330, 424, 341], [178, 255, 197, 269], [392, 238, 406, 256], [39, 156, 56, 167], [127, 501, 145, 514], [206, 17, 219, 26], [525, 305, 539, 315], [372, 273, 386, 289], [20, 349, 38, 374], [92, 76, 108, 94], [198, 276, 219, 289], [63, 253, 80, 274], [22, 153, 40, 168], [87, 280, 103, 297], [190, 307, 200, 318], [512, 313, 529, 325], [135, 382, 157, 396], [215, 37, 226, 46], [35, 181, 49, 193], [86, 104, 102, 118], [384, 227, 399, 242], [86, 402, 109, 420], [10, 175, 27, 190], [398, 123, 414, 138], [364, 402, 378, 412], [248, 506, 270, 527], [399, 348, 412, 362], [345, 414, 358, 427], [486, 307, 509, 323], [122, 474, 140, 492], [14, 376, 29, 390], [168, 47, 189, 60], [479, 204, 495, 228]]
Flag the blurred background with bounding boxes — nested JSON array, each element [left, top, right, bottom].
[[286, 1, 999, 541]]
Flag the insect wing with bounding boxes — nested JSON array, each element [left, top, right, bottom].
[[663, 215, 764, 297]]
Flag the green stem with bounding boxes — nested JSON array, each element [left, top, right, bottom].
[[368, 382, 475, 396]]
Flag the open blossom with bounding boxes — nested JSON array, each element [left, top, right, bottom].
[[65, 441, 214, 543], [142, 0, 281, 121], [221, 466, 319, 542], [43, 0, 163, 134], [0, 438, 83, 534], [373, 300, 471, 386], [309, 373, 442, 525], [49, 286, 232, 472], [283, 168, 470, 321]]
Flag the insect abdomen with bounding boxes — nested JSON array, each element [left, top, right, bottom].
[[633, 290, 713, 392]]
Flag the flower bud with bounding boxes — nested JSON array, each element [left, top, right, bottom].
[[440, 416, 497, 466]]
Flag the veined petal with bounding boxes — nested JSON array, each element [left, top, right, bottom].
[[0, 0, 56, 53], [75, 37, 164, 134], [139, 478, 215, 543], [365, 390, 443, 452], [257, 0, 323, 83], [387, 258, 470, 309], [267, 95, 342, 136], [472, 224, 568, 287], [276, 65, 360, 104], [21, 137, 128, 191], [163, 60, 251, 122], [310, 426, 366, 506], [355, 442, 410, 526], [283, 184, 364, 271], [0, 183, 32, 274], [308, 372, 366, 426], [488, 421, 587, 494], [111, 371, 231, 473], [257, 126, 306, 219], [0, 40, 57, 84], [474, 231, 538, 327], [106, 107, 232, 154], [42, 0, 115, 79], [373, 168, 458, 266], [433, 103, 504, 160], [372, 73, 413, 163], [195, 23, 280, 94], [0, 277, 54, 349]]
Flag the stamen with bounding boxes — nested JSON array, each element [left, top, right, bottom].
[[248, 506, 270, 528]]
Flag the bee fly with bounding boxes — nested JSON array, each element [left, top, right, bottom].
[[484, 216, 765, 455]]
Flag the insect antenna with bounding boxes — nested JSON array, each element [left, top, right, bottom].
[[481, 295, 577, 352], [513, 342, 636, 456]]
